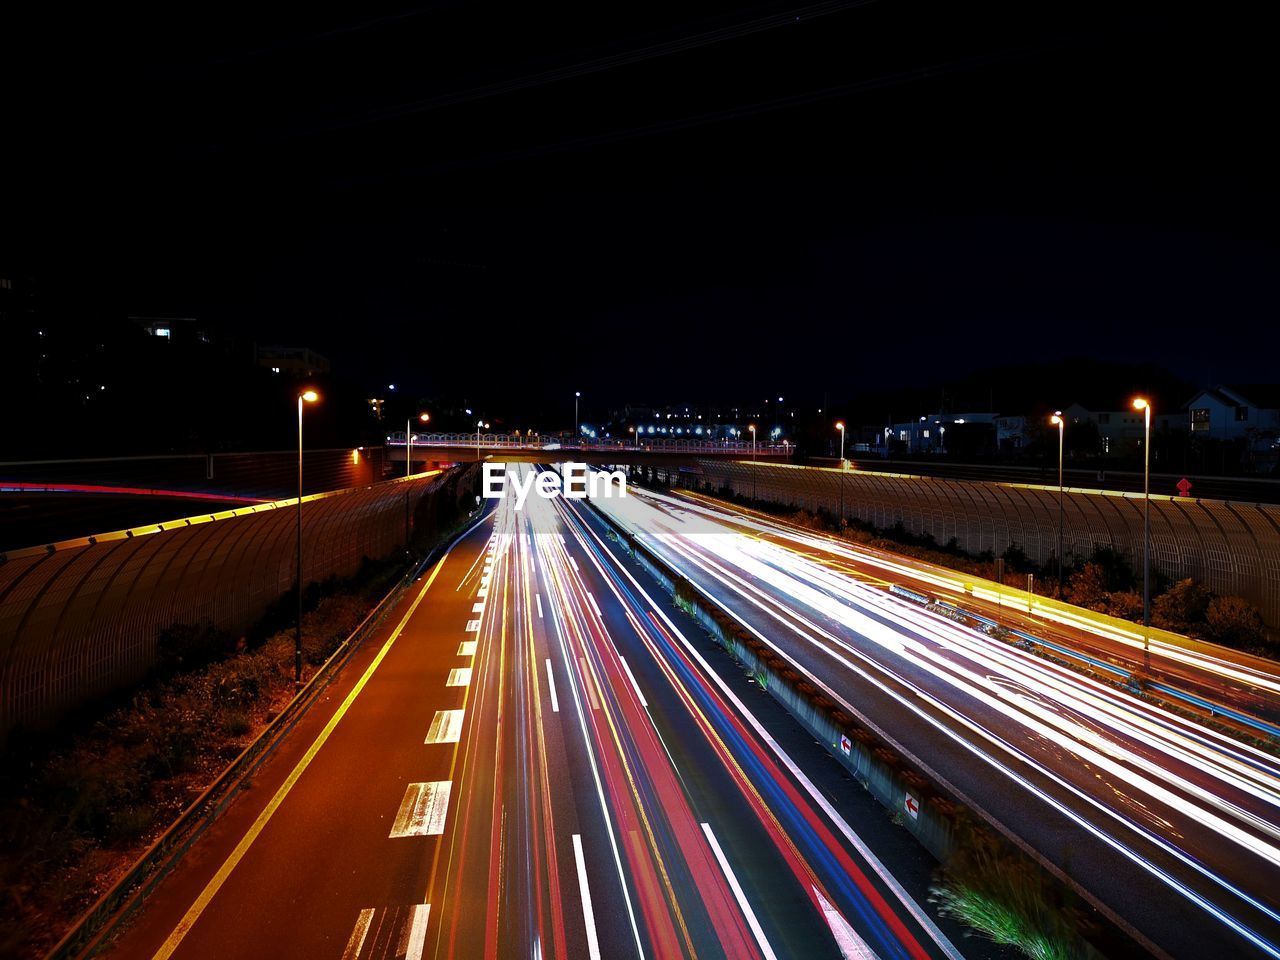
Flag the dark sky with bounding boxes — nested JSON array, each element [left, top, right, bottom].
[[5, 1, 1277, 410]]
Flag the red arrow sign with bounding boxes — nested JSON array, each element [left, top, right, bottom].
[[1177, 477, 1193, 497], [904, 793, 919, 819]]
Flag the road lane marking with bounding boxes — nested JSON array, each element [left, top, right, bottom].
[[464, 618, 481, 632], [570, 506, 966, 959], [536, 593, 544, 618], [814, 885, 878, 960], [406, 903, 431, 959], [619, 656, 649, 708], [585, 591, 602, 619], [341, 907, 375, 960], [569, 556, 579, 572], [472, 602, 485, 613], [390, 781, 453, 837], [149, 546, 457, 960], [701, 823, 779, 960], [446, 667, 472, 687], [478, 587, 488, 598], [457, 640, 477, 656], [579, 657, 600, 710], [545, 658, 559, 712], [425, 709, 464, 744], [572, 834, 603, 960]]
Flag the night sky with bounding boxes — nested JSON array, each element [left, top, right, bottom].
[[5, 1, 1277, 410]]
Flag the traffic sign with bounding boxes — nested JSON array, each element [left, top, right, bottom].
[[1177, 477, 1193, 497], [839, 734, 851, 756], [904, 793, 919, 819]]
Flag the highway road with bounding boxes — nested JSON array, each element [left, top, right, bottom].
[[102, 466, 966, 960], [585, 483, 1280, 959]]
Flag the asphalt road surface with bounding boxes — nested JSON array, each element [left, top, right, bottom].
[[587, 483, 1280, 959], [103, 466, 971, 960]]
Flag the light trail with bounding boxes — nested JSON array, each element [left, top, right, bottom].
[[588, 483, 1280, 958]]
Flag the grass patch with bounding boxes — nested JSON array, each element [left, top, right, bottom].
[[931, 820, 1100, 960]]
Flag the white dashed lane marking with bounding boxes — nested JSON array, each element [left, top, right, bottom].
[[425, 709, 464, 744], [389, 782, 452, 838]]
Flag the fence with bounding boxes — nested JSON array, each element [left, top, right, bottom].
[[0, 448, 386, 501], [0, 466, 478, 737], [690, 460, 1280, 629], [389, 432, 793, 456]]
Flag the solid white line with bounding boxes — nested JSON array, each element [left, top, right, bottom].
[[701, 822, 779, 960], [545, 658, 560, 712], [814, 885, 879, 960], [536, 593, 544, 618], [425, 709, 464, 744], [447, 667, 472, 687], [457, 640, 477, 657], [341, 907, 374, 960], [406, 903, 431, 960], [389, 781, 452, 837], [572, 834, 603, 960], [619, 656, 649, 708], [586, 591, 602, 619]]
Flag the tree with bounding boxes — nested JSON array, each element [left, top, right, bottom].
[[1204, 596, 1266, 649], [1153, 579, 1211, 632], [1066, 563, 1109, 610]]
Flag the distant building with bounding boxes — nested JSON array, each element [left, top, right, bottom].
[[888, 412, 998, 453], [129, 315, 214, 344], [1060, 402, 1154, 458], [255, 345, 330, 376], [1184, 385, 1280, 442], [995, 415, 1028, 450]]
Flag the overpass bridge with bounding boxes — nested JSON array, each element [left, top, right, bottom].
[[388, 431, 795, 466]]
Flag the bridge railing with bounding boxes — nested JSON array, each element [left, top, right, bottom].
[[388, 432, 793, 455]]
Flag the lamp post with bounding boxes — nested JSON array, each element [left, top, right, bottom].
[[1050, 411, 1065, 596], [748, 424, 757, 502], [575, 391, 581, 442], [476, 420, 488, 459], [296, 388, 319, 685], [1133, 397, 1152, 663], [836, 422, 846, 524], [406, 412, 428, 546]]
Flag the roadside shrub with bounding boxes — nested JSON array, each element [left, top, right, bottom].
[[1065, 563, 1109, 610], [932, 820, 1097, 960], [1153, 579, 1211, 632], [156, 622, 232, 674], [1205, 596, 1266, 649]]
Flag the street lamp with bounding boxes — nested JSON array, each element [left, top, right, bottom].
[[748, 424, 758, 502], [575, 391, 581, 441], [1050, 411, 1065, 595], [835, 421, 846, 524], [295, 388, 319, 685], [406, 412, 429, 546], [475, 419, 488, 459], [1133, 397, 1152, 661]]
